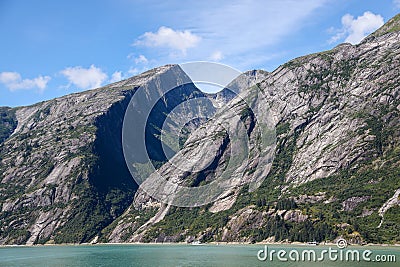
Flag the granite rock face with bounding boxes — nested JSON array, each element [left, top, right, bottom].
[[0, 65, 207, 244]]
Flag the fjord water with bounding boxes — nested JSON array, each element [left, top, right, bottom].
[[0, 244, 399, 267]]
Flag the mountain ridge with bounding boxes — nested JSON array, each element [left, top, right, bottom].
[[1, 15, 400, 245]]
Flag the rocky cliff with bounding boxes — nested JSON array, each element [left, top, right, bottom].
[[0, 65, 210, 244], [1, 15, 400, 245]]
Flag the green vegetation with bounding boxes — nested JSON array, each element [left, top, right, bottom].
[[142, 206, 231, 242], [100, 207, 157, 242], [0, 107, 17, 144], [0, 206, 37, 244], [287, 145, 400, 243], [275, 122, 290, 136], [54, 181, 112, 243], [275, 198, 298, 210], [239, 107, 253, 121], [240, 217, 336, 243]]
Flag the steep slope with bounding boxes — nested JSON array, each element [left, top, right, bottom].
[[104, 16, 400, 244], [103, 69, 274, 243], [0, 65, 208, 244]]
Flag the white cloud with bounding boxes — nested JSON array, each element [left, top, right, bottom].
[[110, 71, 122, 83], [133, 0, 328, 69], [127, 67, 139, 76], [0, 71, 51, 92], [127, 54, 149, 65], [394, 0, 400, 8], [330, 12, 384, 45], [210, 51, 223, 61], [135, 55, 148, 64], [0, 72, 20, 85], [60, 65, 108, 89], [135, 26, 201, 55]]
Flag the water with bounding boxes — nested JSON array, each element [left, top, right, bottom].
[[0, 244, 398, 267]]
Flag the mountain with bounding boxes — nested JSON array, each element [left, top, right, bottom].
[[1, 14, 400, 245], [0, 65, 209, 244]]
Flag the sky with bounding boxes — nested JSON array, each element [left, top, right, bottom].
[[0, 0, 399, 107]]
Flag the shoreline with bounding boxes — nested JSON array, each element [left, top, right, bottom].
[[1, 242, 400, 248]]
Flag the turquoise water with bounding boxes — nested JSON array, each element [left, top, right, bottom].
[[0, 244, 398, 267]]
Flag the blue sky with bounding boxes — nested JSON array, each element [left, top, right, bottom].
[[0, 0, 399, 107]]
